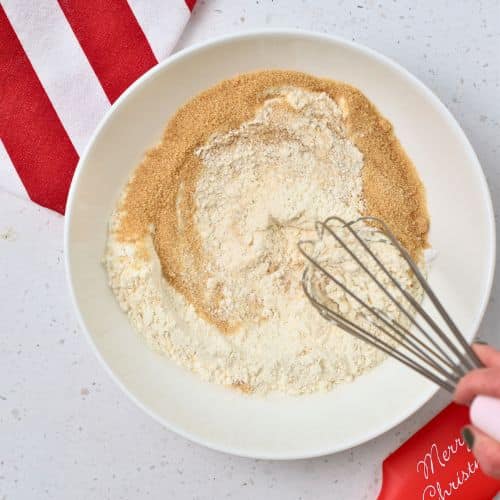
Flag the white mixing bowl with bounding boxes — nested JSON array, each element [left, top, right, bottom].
[[65, 30, 495, 459]]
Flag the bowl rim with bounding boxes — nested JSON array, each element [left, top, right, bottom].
[[64, 28, 496, 459]]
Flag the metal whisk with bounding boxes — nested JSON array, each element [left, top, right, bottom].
[[297, 216, 500, 441]]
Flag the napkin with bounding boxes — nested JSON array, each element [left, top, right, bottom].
[[0, 0, 195, 213]]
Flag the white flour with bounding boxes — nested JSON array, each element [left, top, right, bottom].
[[194, 87, 364, 326], [105, 87, 422, 395]]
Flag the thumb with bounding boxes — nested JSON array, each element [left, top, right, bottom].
[[462, 425, 500, 479]]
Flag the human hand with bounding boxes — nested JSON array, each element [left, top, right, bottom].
[[454, 343, 500, 479]]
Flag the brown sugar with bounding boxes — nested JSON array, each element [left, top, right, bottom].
[[115, 70, 429, 332]]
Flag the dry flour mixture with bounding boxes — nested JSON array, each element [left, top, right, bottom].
[[105, 71, 428, 395]]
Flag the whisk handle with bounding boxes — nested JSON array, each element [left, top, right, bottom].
[[470, 395, 500, 441]]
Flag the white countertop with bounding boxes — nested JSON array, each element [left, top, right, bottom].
[[1, 1, 499, 498]]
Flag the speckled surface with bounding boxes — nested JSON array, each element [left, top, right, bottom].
[[1, 1, 499, 498]]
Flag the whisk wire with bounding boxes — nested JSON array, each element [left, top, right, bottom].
[[298, 216, 482, 393], [300, 251, 460, 389], [364, 312, 461, 384], [302, 269, 456, 392], [319, 217, 464, 375], [355, 216, 482, 370]]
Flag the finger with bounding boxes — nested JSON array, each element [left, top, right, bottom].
[[473, 343, 500, 368], [462, 426, 500, 480], [454, 367, 500, 405]]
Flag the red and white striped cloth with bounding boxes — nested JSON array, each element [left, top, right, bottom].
[[1, 0, 196, 214]]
